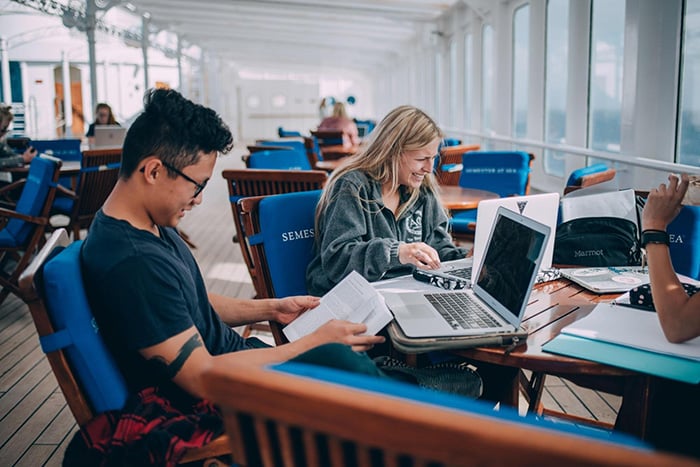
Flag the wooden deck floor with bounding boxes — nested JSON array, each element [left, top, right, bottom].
[[0, 147, 620, 465]]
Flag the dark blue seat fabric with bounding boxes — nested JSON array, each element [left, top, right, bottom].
[[40, 240, 128, 413], [566, 163, 609, 187], [247, 149, 312, 170], [667, 204, 700, 280], [272, 361, 650, 449], [0, 156, 59, 247], [277, 127, 303, 137], [247, 190, 321, 297], [442, 137, 462, 147], [30, 139, 82, 161], [450, 151, 531, 233]]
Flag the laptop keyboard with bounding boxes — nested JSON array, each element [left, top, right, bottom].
[[425, 292, 500, 330], [447, 266, 472, 280]]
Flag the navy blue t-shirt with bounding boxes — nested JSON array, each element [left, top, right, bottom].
[[82, 210, 248, 394]]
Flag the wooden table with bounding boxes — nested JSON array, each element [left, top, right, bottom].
[[377, 274, 656, 439], [438, 185, 499, 210], [451, 278, 654, 439], [314, 158, 348, 172]]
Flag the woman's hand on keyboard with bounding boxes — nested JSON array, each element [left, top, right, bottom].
[[399, 242, 441, 270]]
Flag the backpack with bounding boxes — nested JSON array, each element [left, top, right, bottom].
[[553, 188, 641, 267]]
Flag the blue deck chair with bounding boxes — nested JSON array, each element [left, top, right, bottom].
[[257, 139, 307, 156], [450, 151, 533, 234], [247, 149, 312, 170], [277, 127, 303, 137], [667, 204, 700, 280], [238, 190, 322, 343], [0, 155, 61, 304], [565, 163, 609, 187], [17, 229, 231, 464], [30, 138, 83, 191]]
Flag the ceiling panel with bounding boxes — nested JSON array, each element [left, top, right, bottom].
[[122, 0, 459, 73]]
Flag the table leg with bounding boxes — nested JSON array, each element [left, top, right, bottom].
[[614, 374, 652, 439]]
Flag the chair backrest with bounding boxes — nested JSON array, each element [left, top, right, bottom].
[[6, 155, 62, 245], [68, 148, 121, 238], [202, 362, 694, 467], [247, 149, 312, 170], [435, 143, 481, 185], [18, 229, 128, 426], [458, 151, 533, 197], [256, 139, 307, 156], [278, 127, 303, 138], [441, 137, 462, 147], [222, 169, 327, 291], [311, 129, 344, 147], [666, 204, 700, 280], [238, 190, 322, 301], [566, 163, 609, 187], [30, 138, 82, 161], [354, 119, 376, 137]]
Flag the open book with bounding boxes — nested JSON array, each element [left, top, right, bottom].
[[283, 271, 393, 342]]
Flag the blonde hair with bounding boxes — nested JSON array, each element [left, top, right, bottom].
[[316, 105, 444, 227], [331, 102, 348, 119]]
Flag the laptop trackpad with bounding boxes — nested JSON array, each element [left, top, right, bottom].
[[387, 293, 435, 319]]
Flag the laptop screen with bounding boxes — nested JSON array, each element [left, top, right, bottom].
[[474, 208, 548, 321]]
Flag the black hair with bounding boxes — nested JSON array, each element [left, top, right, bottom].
[[120, 88, 234, 177]]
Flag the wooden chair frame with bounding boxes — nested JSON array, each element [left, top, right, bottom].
[[0, 156, 61, 305], [51, 148, 122, 239], [435, 143, 481, 185], [222, 169, 327, 290], [203, 363, 697, 467], [18, 229, 231, 465]]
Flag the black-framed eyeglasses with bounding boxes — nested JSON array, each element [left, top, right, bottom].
[[161, 161, 208, 198]]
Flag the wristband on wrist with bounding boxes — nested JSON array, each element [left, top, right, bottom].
[[641, 229, 670, 248]]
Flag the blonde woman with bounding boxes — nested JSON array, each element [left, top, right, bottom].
[[306, 105, 466, 296]]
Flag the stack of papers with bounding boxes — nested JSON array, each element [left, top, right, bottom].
[[282, 271, 393, 342], [543, 303, 700, 383]]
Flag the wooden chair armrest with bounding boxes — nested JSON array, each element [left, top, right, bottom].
[[0, 206, 49, 225], [179, 434, 231, 464], [56, 184, 78, 199], [0, 178, 27, 195]]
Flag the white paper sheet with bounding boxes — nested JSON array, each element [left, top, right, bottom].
[[283, 271, 393, 342]]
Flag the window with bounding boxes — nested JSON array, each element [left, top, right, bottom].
[[435, 51, 443, 122], [678, 0, 700, 167], [544, 0, 569, 177], [512, 5, 529, 139], [482, 25, 494, 133], [588, 0, 625, 153], [449, 39, 457, 126], [464, 33, 473, 129]]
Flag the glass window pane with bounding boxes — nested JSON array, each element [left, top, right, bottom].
[[589, 0, 625, 153], [678, 0, 700, 167], [544, 0, 569, 177], [449, 40, 457, 126], [482, 25, 493, 133], [513, 5, 529, 139], [464, 33, 473, 129]]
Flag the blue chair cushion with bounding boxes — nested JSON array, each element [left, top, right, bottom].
[[258, 140, 306, 156], [458, 151, 531, 197], [668, 205, 700, 280], [450, 209, 477, 233], [248, 190, 322, 297], [6, 156, 58, 245], [40, 240, 128, 413], [272, 362, 650, 449], [565, 163, 609, 187], [52, 196, 74, 214], [30, 139, 82, 161], [248, 149, 312, 170]]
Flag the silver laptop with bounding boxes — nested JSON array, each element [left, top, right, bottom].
[[93, 125, 126, 149], [382, 207, 551, 338], [436, 192, 560, 284]]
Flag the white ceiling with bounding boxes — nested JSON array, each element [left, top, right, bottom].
[[122, 0, 461, 73]]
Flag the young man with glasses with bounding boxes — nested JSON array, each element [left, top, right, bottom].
[[0, 104, 36, 169], [70, 89, 481, 465]]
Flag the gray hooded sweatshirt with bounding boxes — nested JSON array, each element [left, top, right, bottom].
[[306, 170, 467, 296]]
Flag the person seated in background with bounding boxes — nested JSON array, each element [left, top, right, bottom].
[[85, 102, 119, 146], [65, 89, 481, 465], [318, 101, 360, 148], [0, 104, 36, 169], [307, 104, 467, 297], [640, 173, 700, 459]]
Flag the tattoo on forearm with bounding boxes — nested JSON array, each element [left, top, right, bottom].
[[149, 333, 203, 380]]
